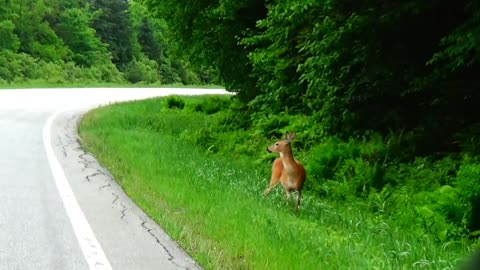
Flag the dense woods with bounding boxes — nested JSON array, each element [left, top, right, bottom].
[[0, 0, 219, 85], [141, 0, 480, 246]]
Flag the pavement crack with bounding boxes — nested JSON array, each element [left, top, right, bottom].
[[140, 221, 189, 269], [112, 192, 119, 205], [86, 171, 103, 182], [78, 154, 92, 171], [110, 193, 128, 221], [55, 135, 69, 157], [98, 182, 111, 191], [120, 204, 127, 220]]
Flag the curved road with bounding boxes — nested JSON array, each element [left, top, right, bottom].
[[0, 88, 228, 270]]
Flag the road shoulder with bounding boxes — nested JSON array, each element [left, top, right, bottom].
[[49, 109, 202, 270]]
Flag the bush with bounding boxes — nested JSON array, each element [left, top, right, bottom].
[[252, 113, 291, 139], [0, 50, 127, 84], [193, 96, 232, 114], [123, 58, 161, 84], [455, 159, 480, 233], [37, 61, 68, 83], [0, 51, 35, 82], [217, 98, 252, 130], [171, 60, 200, 85], [165, 95, 185, 109]]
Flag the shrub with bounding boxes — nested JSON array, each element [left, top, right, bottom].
[[0, 51, 35, 81], [193, 96, 232, 114], [94, 63, 125, 83], [37, 61, 68, 83], [123, 58, 161, 84], [252, 113, 291, 139], [171, 60, 200, 85], [305, 137, 361, 194], [165, 95, 185, 109], [217, 98, 252, 130], [455, 159, 480, 233]]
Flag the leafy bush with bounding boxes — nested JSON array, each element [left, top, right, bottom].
[[123, 58, 161, 83], [158, 60, 180, 84], [165, 95, 185, 110], [193, 96, 232, 114], [217, 98, 252, 131], [169, 60, 199, 85], [0, 51, 35, 81], [0, 20, 20, 51], [305, 136, 386, 194], [455, 159, 480, 233], [0, 49, 128, 84], [252, 113, 291, 139], [90, 63, 125, 83]]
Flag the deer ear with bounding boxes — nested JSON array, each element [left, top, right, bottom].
[[286, 132, 296, 142]]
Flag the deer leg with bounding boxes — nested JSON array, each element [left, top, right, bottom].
[[264, 160, 282, 196], [285, 189, 291, 200], [296, 190, 302, 212], [264, 175, 280, 197], [263, 181, 279, 196]]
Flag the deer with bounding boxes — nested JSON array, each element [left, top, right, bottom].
[[264, 131, 306, 212]]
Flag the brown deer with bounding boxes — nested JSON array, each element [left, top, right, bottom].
[[264, 132, 306, 212]]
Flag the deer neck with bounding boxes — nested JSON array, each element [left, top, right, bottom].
[[280, 147, 296, 168]]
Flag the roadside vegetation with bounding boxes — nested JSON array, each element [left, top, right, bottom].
[[137, 1, 480, 265], [79, 95, 479, 269], [0, 0, 219, 86]]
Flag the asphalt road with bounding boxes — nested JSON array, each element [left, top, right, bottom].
[[0, 88, 228, 270]]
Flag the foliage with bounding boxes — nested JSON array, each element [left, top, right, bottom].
[[140, 0, 267, 101], [143, 0, 480, 157], [123, 58, 160, 84], [165, 95, 185, 110], [140, 0, 480, 243], [193, 96, 232, 115], [79, 96, 478, 269], [155, 95, 480, 245], [0, 49, 123, 83], [455, 159, 480, 233], [0, 20, 19, 51], [0, 0, 218, 86], [90, 0, 134, 68], [55, 8, 111, 67]]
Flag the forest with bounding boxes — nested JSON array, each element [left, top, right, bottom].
[[0, 0, 219, 85], [138, 0, 480, 246]]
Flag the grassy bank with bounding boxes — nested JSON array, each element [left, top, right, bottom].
[[79, 96, 475, 269]]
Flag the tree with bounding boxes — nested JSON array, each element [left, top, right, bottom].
[[91, 0, 134, 68], [10, 0, 69, 61], [56, 8, 111, 67], [0, 20, 19, 51], [141, 0, 480, 155], [140, 0, 267, 100]]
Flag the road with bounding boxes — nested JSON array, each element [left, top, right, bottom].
[[0, 88, 228, 270]]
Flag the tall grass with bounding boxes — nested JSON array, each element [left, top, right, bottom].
[[79, 96, 474, 269]]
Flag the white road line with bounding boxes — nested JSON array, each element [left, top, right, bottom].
[[43, 111, 112, 270]]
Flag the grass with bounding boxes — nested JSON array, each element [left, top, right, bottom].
[[79, 96, 474, 269]]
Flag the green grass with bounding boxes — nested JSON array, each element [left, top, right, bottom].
[[79, 96, 473, 270]]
